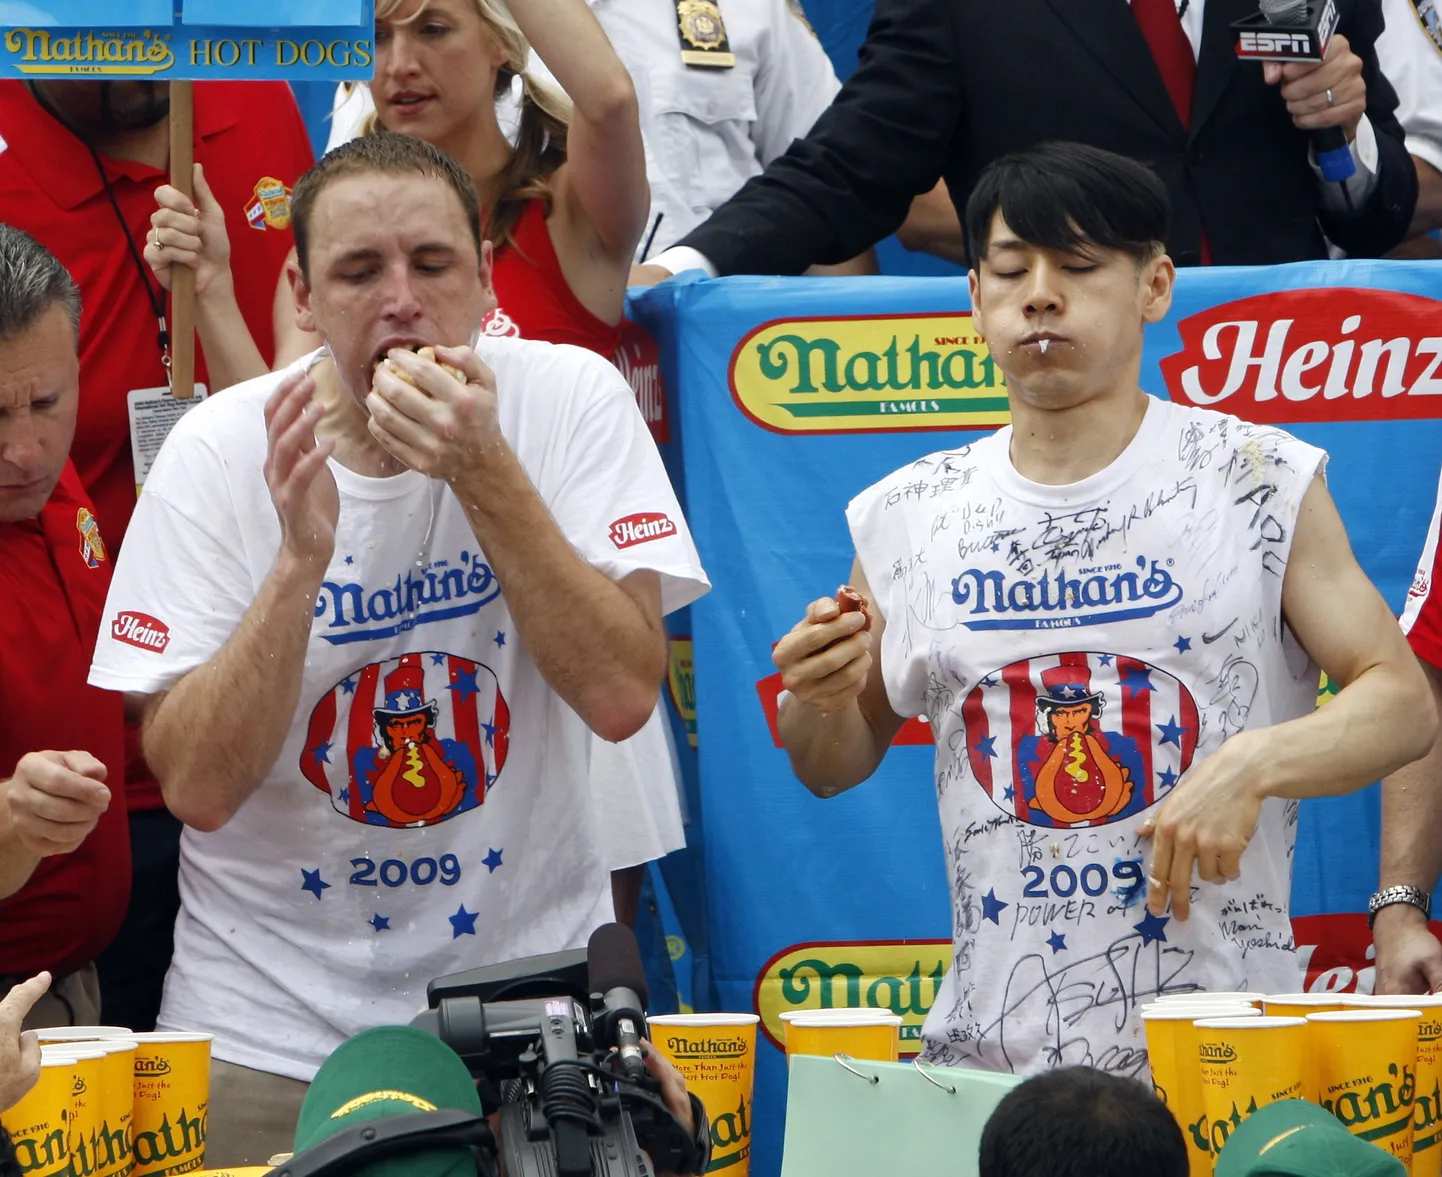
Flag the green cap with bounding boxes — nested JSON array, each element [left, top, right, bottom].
[[1214, 1100, 1407, 1177], [292, 1026, 484, 1177]]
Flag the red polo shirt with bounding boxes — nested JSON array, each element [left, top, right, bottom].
[[0, 81, 314, 810], [0, 463, 129, 977]]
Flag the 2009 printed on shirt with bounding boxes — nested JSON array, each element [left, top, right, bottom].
[[349, 853, 463, 888]]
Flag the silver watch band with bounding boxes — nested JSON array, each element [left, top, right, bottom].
[[1368, 884, 1432, 927]]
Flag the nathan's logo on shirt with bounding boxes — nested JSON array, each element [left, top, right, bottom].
[[112, 611, 170, 653], [964, 654, 1198, 830], [610, 512, 676, 549], [951, 556, 1183, 630], [1158, 288, 1442, 424], [301, 651, 509, 829], [315, 552, 502, 646], [245, 177, 293, 231], [76, 507, 106, 569], [729, 314, 1009, 434]]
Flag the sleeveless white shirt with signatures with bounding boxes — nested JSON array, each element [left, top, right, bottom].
[[847, 395, 1325, 1077]]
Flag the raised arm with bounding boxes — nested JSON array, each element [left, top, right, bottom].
[[774, 558, 905, 795], [140, 372, 338, 832], [515, 0, 648, 269], [1143, 475, 1437, 919]]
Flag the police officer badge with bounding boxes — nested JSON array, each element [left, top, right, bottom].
[[675, 0, 736, 67]]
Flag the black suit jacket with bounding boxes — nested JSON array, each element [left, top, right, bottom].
[[680, 0, 1418, 272]]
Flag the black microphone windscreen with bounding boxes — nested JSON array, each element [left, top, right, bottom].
[[588, 922, 650, 1009]]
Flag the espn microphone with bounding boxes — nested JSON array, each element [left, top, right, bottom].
[[588, 922, 650, 1083], [1232, 0, 1355, 182]]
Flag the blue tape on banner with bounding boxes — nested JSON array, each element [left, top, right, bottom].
[[0, 0, 172, 26], [182, 0, 366, 25]]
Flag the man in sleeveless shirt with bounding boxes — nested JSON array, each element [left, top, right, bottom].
[[772, 142, 1433, 1077]]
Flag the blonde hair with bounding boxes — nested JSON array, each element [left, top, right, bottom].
[[366, 0, 572, 251]]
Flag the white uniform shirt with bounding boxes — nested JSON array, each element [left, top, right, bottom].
[[329, 0, 842, 260], [847, 396, 1324, 1076], [89, 338, 710, 1079], [1379, 0, 1442, 174]]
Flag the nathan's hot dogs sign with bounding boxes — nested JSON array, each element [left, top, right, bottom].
[[0, 0, 375, 80]]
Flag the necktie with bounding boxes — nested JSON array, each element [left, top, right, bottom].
[[1133, 0, 1195, 127]]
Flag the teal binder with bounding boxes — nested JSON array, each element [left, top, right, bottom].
[[780, 1054, 1024, 1177]]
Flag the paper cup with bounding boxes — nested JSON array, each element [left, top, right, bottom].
[[0, 1056, 76, 1177], [1194, 1016, 1309, 1157], [782, 1011, 903, 1064], [1341, 995, 1442, 1177], [647, 1014, 758, 1177], [46, 1038, 139, 1177], [35, 1027, 135, 1043], [128, 1032, 213, 1176], [1143, 1004, 1261, 1177], [42, 1047, 107, 1177], [1152, 992, 1260, 1005], [1308, 1009, 1422, 1168], [1264, 992, 1349, 1017]]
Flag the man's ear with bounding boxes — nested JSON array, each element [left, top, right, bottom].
[[1140, 248, 1175, 326], [287, 249, 317, 334], [477, 239, 498, 313], [968, 267, 986, 341]]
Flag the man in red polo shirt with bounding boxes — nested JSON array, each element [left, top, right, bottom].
[[0, 79, 314, 1031], [0, 226, 127, 1028]]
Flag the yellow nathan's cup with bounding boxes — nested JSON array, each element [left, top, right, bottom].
[[647, 1014, 758, 1177], [0, 1056, 76, 1177], [42, 1046, 107, 1177], [1193, 1016, 1309, 1159], [781, 1009, 903, 1064], [1142, 1003, 1260, 1177], [35, 1027, 136, 1043], [1264, 992, 1349, 1018], [53, 1038, 139, 1177], [1308, 1009, 1422, 1169], [128, 1032, 213, 1177], [1152, 992, 1261, 1006], [1343, 995, 1442, 1177]]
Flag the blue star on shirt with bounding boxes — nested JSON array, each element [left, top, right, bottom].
[[1174, 636, 1192, 654], [485, 771, 499, 790], [339, 677, 357, 696], [449, 905, 479, 938], [448, 668, 480, 704], [1096, 653, 1114, 666], [344, 555, 354, 565], [980, 675, 999, 688], [1002, 786, 1016, 802], [981, 889, 1008, 925], [431, 653, 447, 666], [1136, 911, 1170, 947], [370, 914, 390, 932], [301, 868, 330, 901], [482, 848, 504, 873], [1047, 931, 1067, 954], [973, 735, 998, 759], [308, 740, 333, 766], [494, 631, 507, 648], [1120, 665, 1155, 700], [338, 787, 351, 805], [482, 719, 499, 746], [1158, 767, 1178, 790], [1156, 715, 1187, 748]]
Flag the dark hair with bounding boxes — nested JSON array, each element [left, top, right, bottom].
[[0, 224, 80, 343], [0, 1124, 21, 1177], [291, 132, 484, 281], [979, 1067, 1187, 1177], [963, 142, 1170, 269]]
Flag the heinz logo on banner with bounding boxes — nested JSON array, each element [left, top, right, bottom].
[[729, 314, 1010, 434], [1159, 288, 1442, 421]]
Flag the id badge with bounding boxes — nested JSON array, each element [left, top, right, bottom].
[[127, 384, 209, 495]]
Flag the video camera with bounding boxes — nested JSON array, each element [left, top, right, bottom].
[[271, 924, 710, 1177]]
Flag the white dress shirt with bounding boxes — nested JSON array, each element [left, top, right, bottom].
[[1378, 0, 1442, 174]]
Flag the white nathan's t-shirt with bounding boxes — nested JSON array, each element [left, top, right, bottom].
[[847, 396, 1324, 1078], [89, 338, 710, 1079]]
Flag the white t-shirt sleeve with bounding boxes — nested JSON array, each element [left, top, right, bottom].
[[550, 361, 710, 617], [752, 0, 843, 165], [88, 422, 256, 695]]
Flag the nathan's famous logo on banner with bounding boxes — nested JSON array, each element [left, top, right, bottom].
[[729, 314, 1009, 434], [1159, 288, 1442, 421], [1, 28, 372, 76], [300, 651, 510, 829], [752, 941, 950, 1056]]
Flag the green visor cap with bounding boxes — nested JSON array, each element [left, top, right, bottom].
[[292, 1025, 485, 1177], [1215, 1100, 1408, 1177]]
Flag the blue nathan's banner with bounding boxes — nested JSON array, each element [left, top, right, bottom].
[[0, 0, 374, 80], [627, 260, 1442, 1177]]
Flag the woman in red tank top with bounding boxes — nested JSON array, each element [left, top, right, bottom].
[[146, 0, 646, 370]]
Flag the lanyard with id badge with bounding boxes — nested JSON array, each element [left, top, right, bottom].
[[81, 136, 209, 494]]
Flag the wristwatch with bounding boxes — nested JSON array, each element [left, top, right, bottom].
[[1368, 885, 1432, 928]]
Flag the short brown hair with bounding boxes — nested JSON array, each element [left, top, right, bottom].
[[290, 132, 484, 280]]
